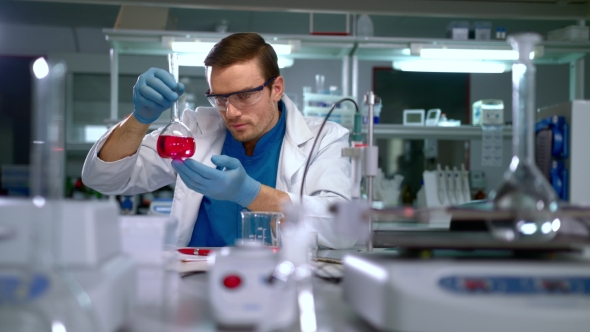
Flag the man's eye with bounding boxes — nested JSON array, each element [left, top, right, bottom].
[[236, 93, 252, 100]]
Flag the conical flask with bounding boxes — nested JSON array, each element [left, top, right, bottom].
[[157, 53, 196, 159], [490, 33, 559, 241]]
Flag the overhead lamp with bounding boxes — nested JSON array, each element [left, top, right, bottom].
[[177, 53, 207, 67], [277, 57, 294, 68], [421, 49, 519, 60], [169, 40, 295, 55], [171, 41, 216, 54], [178, 53, 294, 68], [411, 43, 542, 61], [393, 60, 507, 73]]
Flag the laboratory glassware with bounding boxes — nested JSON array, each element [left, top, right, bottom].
[[315, 74, 325, 94], [490, 33, 559, 241], [241, 211, 284, 247], [157, 53, 196, 159]]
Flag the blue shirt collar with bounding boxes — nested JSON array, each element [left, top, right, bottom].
[[224, 100, 286, 157]]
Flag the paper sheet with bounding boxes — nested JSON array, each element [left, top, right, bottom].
[[177, 253, 209, 274]]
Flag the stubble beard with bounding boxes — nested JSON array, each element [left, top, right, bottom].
[[226, 103, 276, 144]]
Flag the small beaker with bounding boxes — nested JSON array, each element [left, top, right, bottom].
[[241, 211, 284, 247], [315, 74, 325, 94]]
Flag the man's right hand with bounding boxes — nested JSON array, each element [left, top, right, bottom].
[[132, 68, 185, 124]]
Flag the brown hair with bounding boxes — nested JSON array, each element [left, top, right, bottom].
[[204, 32, 280, 83]]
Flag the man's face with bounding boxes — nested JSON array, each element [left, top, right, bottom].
[[207, 59, 284, 144]]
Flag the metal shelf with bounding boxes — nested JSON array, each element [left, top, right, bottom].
[[104, 29, 590, 64], [364, 124, 512, 140]]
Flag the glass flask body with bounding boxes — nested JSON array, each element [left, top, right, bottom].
[[490, 33, 559, 241], [157, 53, 196, 159]]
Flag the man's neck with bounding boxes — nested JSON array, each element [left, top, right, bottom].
[[242, 109, 281, 156]]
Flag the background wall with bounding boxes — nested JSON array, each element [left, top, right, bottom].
[[0, 1, 586, 193]]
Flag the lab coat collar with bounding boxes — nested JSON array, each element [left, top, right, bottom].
[[277, 95, 315, 192], [281, 94, 314, 147]]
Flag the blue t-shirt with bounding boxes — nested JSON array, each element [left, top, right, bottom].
[[188, 102, 287, 247]]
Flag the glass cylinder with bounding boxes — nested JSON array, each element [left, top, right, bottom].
[[490, 33, 559, 241]]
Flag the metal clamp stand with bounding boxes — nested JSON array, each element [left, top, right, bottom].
[[363, 91, 379, 252], [342, 92, 379, 252]]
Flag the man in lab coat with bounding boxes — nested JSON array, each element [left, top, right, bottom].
[[82, 32, 354, 249]]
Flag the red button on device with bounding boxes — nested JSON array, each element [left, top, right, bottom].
[[223, 275, 242, 289]]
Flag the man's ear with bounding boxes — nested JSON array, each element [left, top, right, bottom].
[[271, 76, 285, 102]]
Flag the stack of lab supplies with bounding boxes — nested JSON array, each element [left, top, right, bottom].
[[302, 91, 355, 128], [416, 164, 472, 226], [1, 59, 136, 332], [119, 215, 179, 314], [0, 200, 137, 332]]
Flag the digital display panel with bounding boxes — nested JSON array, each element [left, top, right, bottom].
[[407, 113, 423, 122]]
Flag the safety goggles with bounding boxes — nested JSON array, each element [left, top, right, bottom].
[[205, 77, 276, 112]]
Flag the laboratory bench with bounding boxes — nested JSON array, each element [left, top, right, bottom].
[[121, 248, 377, 332]]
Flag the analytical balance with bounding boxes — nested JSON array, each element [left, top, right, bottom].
[[343, 231, 590, 332]]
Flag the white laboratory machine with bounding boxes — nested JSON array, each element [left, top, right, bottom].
[[208, 243, 280, 328], [343, 232, 590, 332], [402, 109, 425, 126], [0, 59, 136, 332], [0, 199, 137, 332]]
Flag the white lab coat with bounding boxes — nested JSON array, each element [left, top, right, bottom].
[[82, 95, 355, 248]]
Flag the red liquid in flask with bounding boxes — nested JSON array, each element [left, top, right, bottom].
[[157, 135, 195, 159]]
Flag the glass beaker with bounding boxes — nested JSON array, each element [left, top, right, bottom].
[[489, 33, 559, 241], [157, 53, 196, 159], [241, 211, 284, 247]]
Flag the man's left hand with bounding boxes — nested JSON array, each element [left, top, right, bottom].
[[171, 156, 261, 207]]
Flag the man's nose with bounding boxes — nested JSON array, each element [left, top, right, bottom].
[[225, 101, 241, 119]]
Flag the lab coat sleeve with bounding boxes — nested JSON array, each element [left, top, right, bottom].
[[286, 124, 355, 249], [81, 126, 177, 196]]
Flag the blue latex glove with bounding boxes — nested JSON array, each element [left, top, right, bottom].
[[132, 68, 185, 124], [171, 155, 261, 207]]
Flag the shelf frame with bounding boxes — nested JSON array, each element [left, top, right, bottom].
[[364, 124, 512, 140], [103, 28, 590, 124]]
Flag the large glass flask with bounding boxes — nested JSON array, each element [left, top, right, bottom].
[[490, 33, 559, 241], [157, 53, 196, 159]]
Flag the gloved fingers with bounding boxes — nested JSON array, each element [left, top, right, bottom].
[[152, 68, 178, 90], [176, 168, 201, 190], [137, 84, 173, 109], [177, 82, 185, 96], [134, 94, 163, 111], [172, 160, 208, 187], [210, 155, 242, 170], [145, 76, 179, 103], [183, 159, 220, 180]]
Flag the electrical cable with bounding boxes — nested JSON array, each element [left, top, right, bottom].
[[296, 98, 359, 281], [299, 98, 360, 200]]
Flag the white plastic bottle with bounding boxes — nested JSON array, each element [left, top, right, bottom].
[[356, 15, 374, 37]]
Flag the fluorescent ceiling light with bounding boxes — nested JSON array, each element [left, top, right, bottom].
[[178, 54, 207, 67], [178, 53, 294, 68], [420, 48, 536, 60], [421, 49, 519, 60], [84, 125, 108, 143], [171, 41, 292, 55], [277, 57, 294, 68], [394, 60, 507, 73], [270, 44, 292, 55], [171, 41, 216, 53]]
